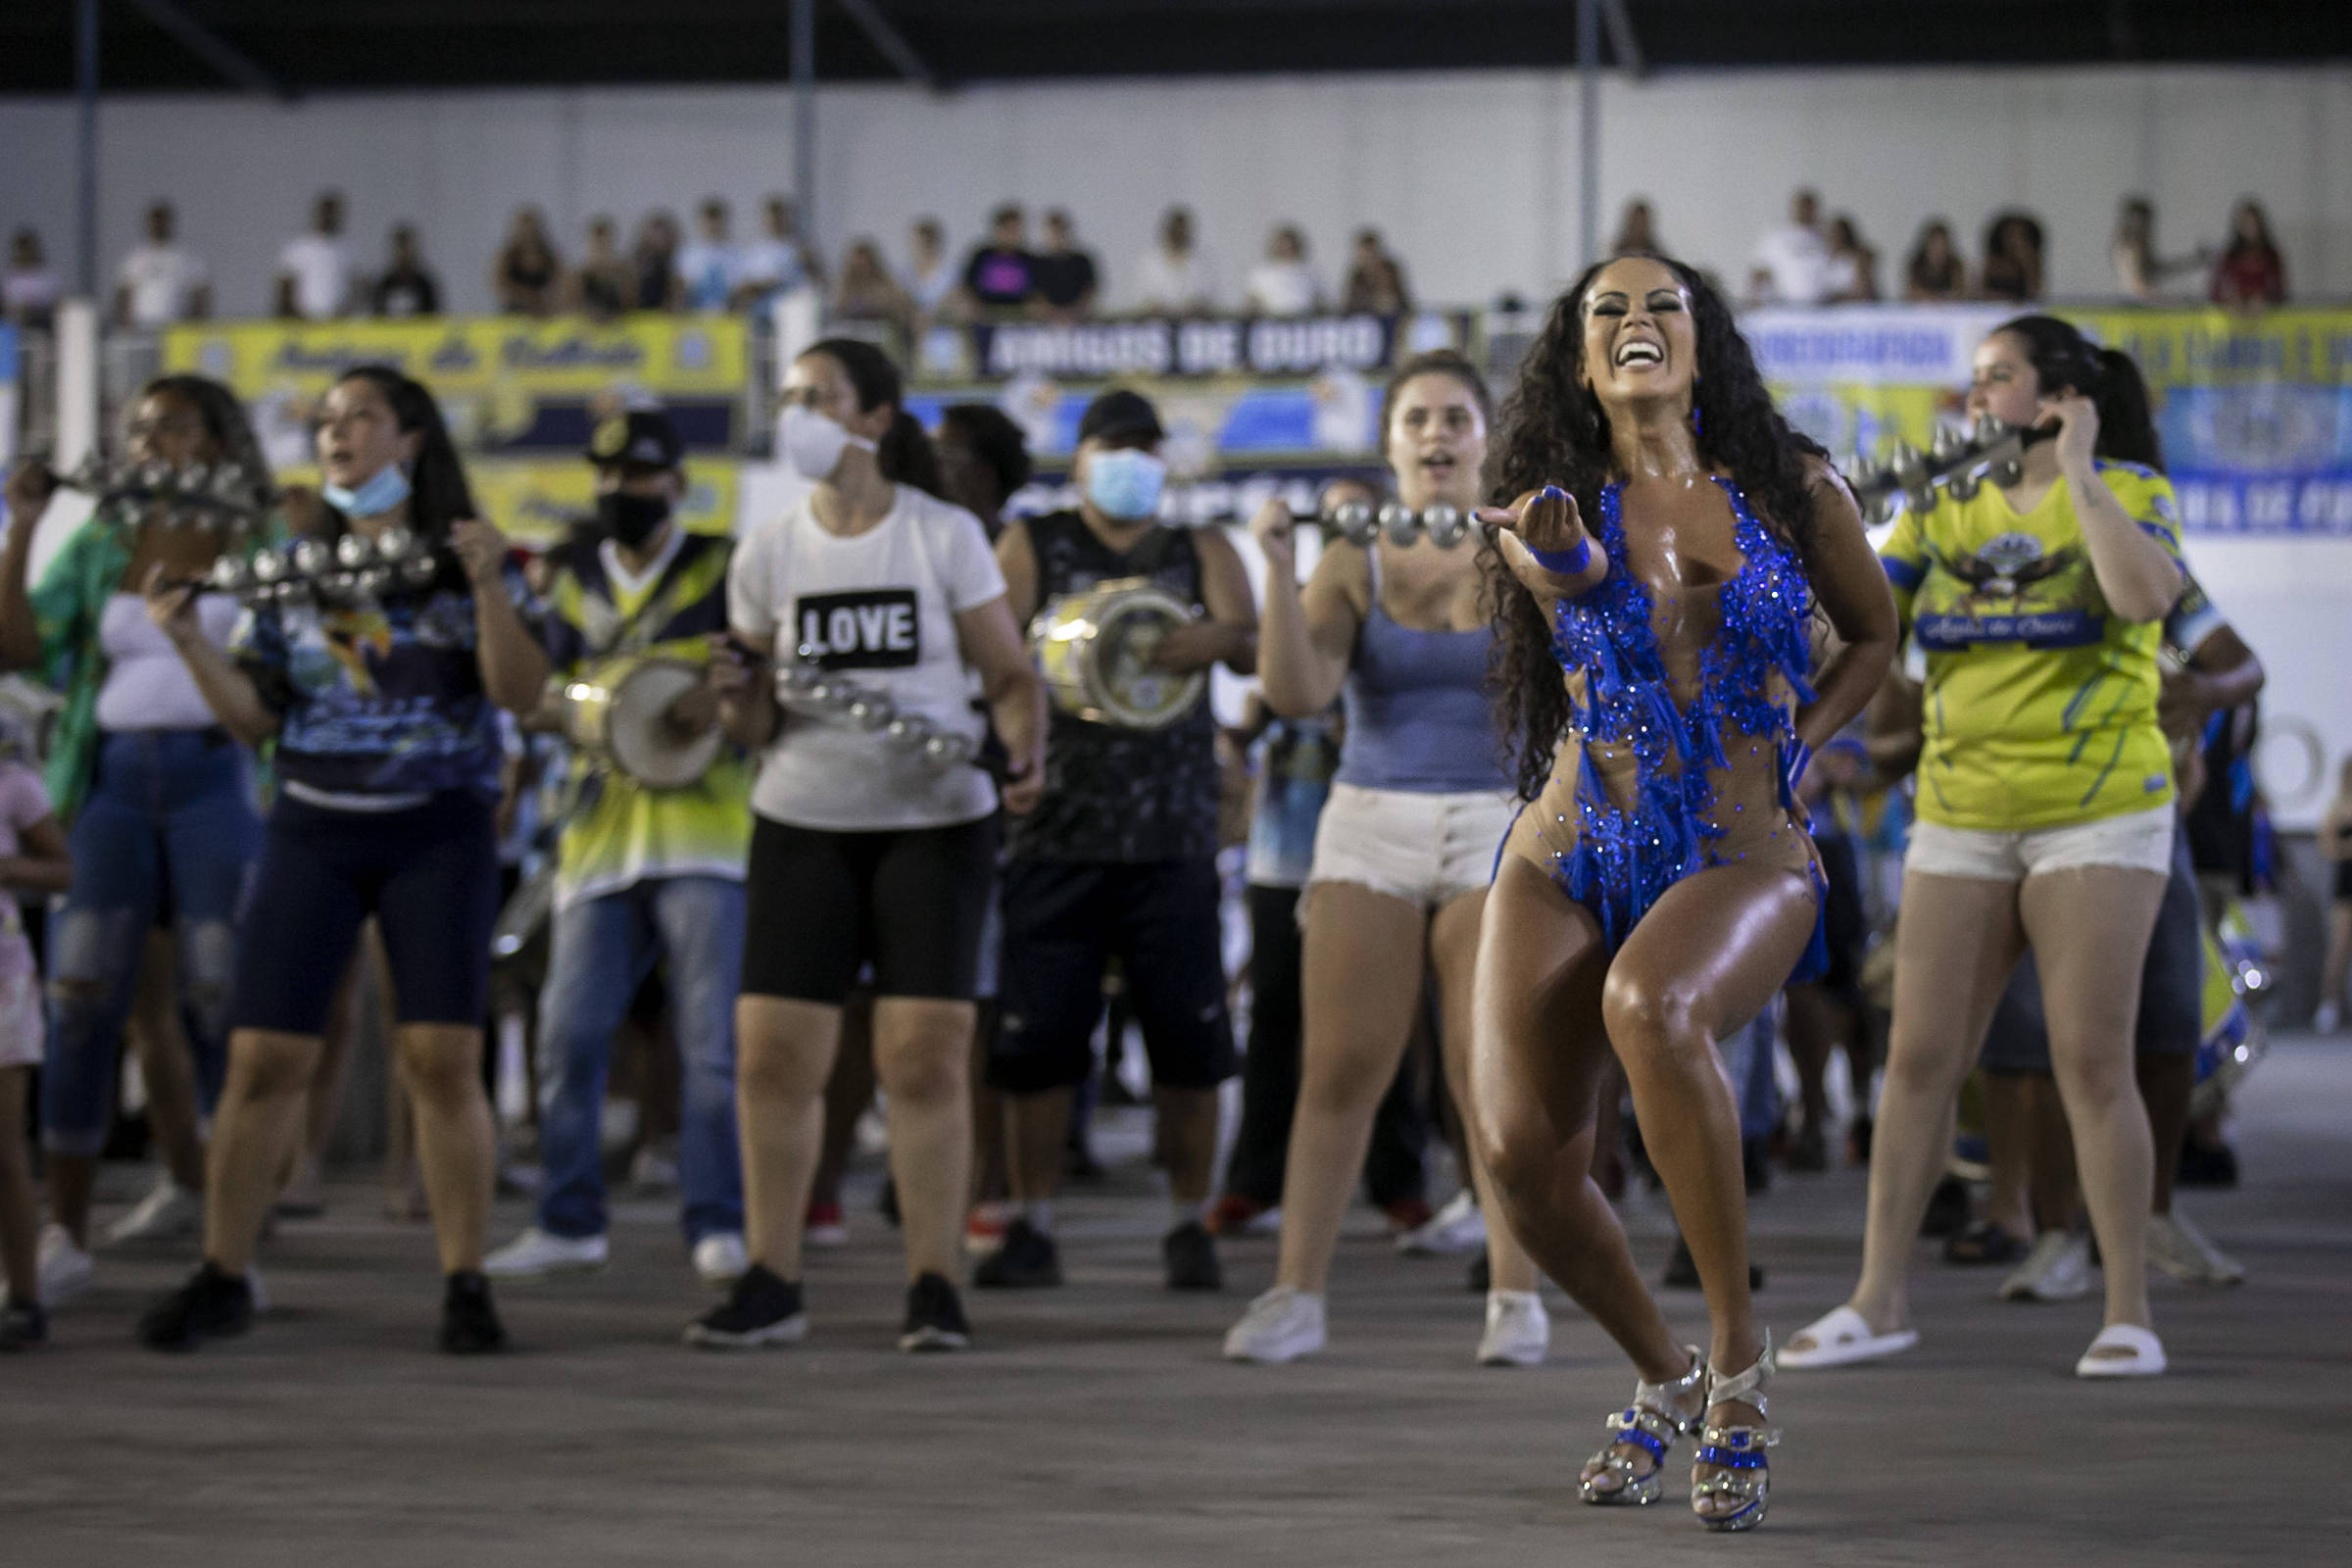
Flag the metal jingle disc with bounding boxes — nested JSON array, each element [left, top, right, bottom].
[[289, 538, 330, 577], [177, 462, 211, 493], [208, 556, 251, 592], [1329, 500, 1376, 547], [1972, 414, 2009, 447], [1989, 457, 2024, 488], [1944, 471, 1983, 503], [1889, 441, 1928, 488], [882, 715, 927, 750], [400, 555, 438, 587], [921, 732, 973, 768], [1421, 503, 1466, 548], [376, 524, 416, 562], [251, 548, 288, 583], [776, 661, 821, 690], [845, 695, 895, 731], [1931, 425, 1967, 463], [1377, 500, 1417, 548], [336, 533, 375, 568]]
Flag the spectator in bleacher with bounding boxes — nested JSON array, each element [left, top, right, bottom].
[[906, 218, 957, 324], [676, 199, 744, 315], [2, 231, 60, 329], [833, 238, 916, 337], [569, 216, 635, 320], [2210, 198, 2287, 311], [1825, 215, 1881, 304], [491, 207, 564, 317], [1245, 225, 1323, 318], [1903, 219, 1970, 301], [1134, 206, 1218, 315], [274, 191, 355, 320], [961, 204, 1037, 317], [371, 224, 442, 319], [1980, 212, 2045, 303], [630, 212, 685, 314], [739, 195, 823, 312], [2112, 197, 2206, 302], [1610, 198, 1661, 258], [1340, 228, 1412, 317], [1746, 187, 1831, 306], [1030, 210, 1100, 322], [113, 202, 211, 330]]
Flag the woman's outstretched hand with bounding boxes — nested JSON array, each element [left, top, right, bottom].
[[1479, 485, 1607, 601]]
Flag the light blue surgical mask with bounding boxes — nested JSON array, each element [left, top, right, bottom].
[[322, 463, 413, 520], [1084, 447, 1167, 522]]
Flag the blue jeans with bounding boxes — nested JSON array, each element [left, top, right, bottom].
[[1723, 999, 1783, 1145], [534, 875, 746, 1244], [42, 728, 259, 1156]]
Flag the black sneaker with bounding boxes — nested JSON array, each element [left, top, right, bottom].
[[0, 1298, 47, 1350], [439, 1271, 509, 1354], [972, 1218, 1062, 1289], [138, 1261, 254, 1352], [1919, 1173, 1971, 1239], [899, 1271, 972, 1352], [1465, 1251, 1490, 1294], [2177, 1140, 2239, 1189], [684, 1263, 807, 1348], [1162, 1220, 1222, 1292]]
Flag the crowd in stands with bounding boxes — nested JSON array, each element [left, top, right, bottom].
[[0, 186, 2302, 334]]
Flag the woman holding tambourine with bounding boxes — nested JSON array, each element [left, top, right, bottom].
[[134, 364, 548, 1355], [701, 337, 1044, 1353], [0, 374, 274, 1304], [1223, 350, 1546, 1368]]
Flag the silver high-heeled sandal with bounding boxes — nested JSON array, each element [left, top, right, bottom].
[[1578, 1346, 1706, 1506], [1690, 1333, 1780, 1532]]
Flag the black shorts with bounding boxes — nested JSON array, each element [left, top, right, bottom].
[[1980, 826, 2202, 1073], [988, 858, 1237, 1095], [740, 814, 998, 1005], [229, 792, 501, 1035]]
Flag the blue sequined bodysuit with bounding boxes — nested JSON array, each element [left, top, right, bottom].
[[1504, 475, 1827, 973]]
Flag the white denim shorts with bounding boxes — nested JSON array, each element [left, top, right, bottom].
[[1305, 782, 1517, 912], [1904, 802, 2177, 883]]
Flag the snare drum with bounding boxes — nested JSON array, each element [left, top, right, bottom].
[[1030, 576, 1206, 730], [554, 657, 724, 790]]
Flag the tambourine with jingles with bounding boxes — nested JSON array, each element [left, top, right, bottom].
[[1030, 576, 1206, 730], [546, 657, 725, 790]]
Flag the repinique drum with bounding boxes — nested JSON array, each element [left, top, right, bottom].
[[1029, 576, 1206, 730], [554, 657, 724, 790]]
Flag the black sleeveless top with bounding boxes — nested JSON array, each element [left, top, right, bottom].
[[1008, 511, 1219, 864]]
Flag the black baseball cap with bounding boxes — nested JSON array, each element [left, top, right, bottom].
[[1076, 388, 1165, 447], [586, 409, 683, 470]]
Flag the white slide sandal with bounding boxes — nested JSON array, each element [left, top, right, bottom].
[[2075, 1322, 2167, 1379], [1778, 1305, 1920, 1369]]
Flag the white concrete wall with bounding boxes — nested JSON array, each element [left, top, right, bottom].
[[1, 64, 2345, 317]]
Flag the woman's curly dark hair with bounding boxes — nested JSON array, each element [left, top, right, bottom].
[[1484, 253, 1828, 802]]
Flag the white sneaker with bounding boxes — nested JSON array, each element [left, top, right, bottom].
[[2315, 1002, 2342, 1034], [105, 1176, 204, 1246], [1396, 1190, 1487, 1256], [482, 1227, 610, 1278], [2146, 1210, 2244, 1287], [2000, 1231, 2095, 1301], [692, 1233, 749, 1288], [1223, 1286, 1327, 1363], [1476, 1290, 1549, 1367], [36, 1224, 94, 1306]]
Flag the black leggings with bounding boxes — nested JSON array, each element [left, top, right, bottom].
[[229, 793, 500, 1036], [739, 814, 998, 1004]]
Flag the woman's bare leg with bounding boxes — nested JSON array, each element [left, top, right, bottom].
[[1818, 871, 2025, 1341], [871, 997, 976, 1283], [734, 996, 842, 1282], [0, 1068, 38, 1301], [393, 1022, 496, 1273], [2019, 867, 2165, 1340], [1428, 889, 1538, 1294], [1270, 883, 1428, 1295]]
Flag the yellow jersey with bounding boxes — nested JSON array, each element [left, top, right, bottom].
[[1880, 461, 2184, 831]]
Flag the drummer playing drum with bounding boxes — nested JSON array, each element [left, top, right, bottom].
[[481, 409, 755, 1289], [981, 388, 1259, 1295]]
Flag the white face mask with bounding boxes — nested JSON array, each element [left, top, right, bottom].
[[779, 403, 876, 482]]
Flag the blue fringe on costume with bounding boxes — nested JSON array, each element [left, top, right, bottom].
[[1544, 476, 1829, 980]]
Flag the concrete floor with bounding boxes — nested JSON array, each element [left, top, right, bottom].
[[7, 1034, 2351, 1566]]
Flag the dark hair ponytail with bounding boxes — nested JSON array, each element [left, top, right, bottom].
[[1993, 315, 2165, 473], [800, 335, 944, 498]]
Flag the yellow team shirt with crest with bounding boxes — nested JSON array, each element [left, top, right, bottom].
[[1879, 460, 2184, 832]]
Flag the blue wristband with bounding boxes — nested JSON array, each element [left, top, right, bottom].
[[1530, 536, 1592, 575]]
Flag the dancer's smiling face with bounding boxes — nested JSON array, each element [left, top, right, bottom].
[[1579, 257, 1697, 413]]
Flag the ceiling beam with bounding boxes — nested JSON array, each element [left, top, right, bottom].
[[125, 0, 298, 100], [835, 0, 943, 90]]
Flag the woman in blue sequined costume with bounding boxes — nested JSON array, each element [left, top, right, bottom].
[[1464, 256, 1896, 1532]]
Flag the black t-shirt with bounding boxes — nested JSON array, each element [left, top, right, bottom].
[[1031, 250, 1099, 309], [1006, 511, 1219, 865], [372, 267, 441, 318], [963, 246, 1035, 309]]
